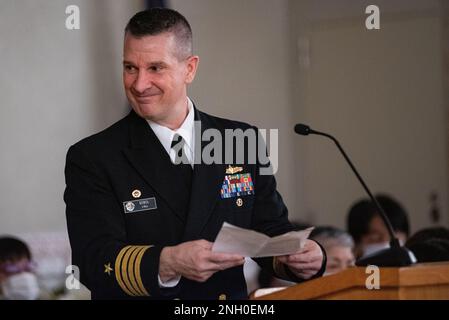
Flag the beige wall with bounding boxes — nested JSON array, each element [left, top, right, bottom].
[[172, 0, 449, 231], [290, 4, 449, 231], [0, 0, 142, 234]]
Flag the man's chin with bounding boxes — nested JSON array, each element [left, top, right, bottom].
[[132, 103, 161, 120]]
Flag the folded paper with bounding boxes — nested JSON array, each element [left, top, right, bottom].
[[212, 222, 314, 257]]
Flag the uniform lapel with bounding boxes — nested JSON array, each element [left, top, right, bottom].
[[122, 111, 187, 222], [182, 109, 226, 241]]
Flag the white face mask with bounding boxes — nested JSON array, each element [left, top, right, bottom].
[[361, 242, 390, 257], [362, 238, 405, 258], [1, 272, 40, 300]]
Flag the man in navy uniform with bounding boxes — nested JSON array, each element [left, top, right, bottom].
[[64, 8, 326, 299]]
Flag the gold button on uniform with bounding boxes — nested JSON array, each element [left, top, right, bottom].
[[236, 198, 243, 207], [132, 189, 141, 198], [219, 294, 227, 300]]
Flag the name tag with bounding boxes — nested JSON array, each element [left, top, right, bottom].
[[123, 197, 157, 214]]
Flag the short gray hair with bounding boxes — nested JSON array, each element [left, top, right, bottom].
[[310, 226, 354, 249], [125, 8, 193, 60]]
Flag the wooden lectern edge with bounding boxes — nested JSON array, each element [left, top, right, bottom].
[[252, 262, 449, 300]]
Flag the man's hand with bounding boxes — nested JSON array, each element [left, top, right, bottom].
[[276, 239, 324, 280], [159, 240, 245, 283]]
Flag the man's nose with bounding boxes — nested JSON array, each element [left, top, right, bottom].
[[132, 70, 152, 93]]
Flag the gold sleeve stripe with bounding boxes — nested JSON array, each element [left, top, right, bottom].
[[134, 245, 152, 296], [121, 246, 142, 296], [114, 245, 152, 297], [127, 246, 146, 296], [115, 246, 136, 296]]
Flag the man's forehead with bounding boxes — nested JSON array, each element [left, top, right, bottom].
[[124, 32, 176, 50], [124, 33, 178, 61]]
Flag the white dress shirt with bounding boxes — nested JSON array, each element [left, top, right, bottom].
[[147, 98, 195, 168], [146, 97, 195, 288]]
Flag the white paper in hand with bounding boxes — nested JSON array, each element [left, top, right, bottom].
[[212, 222, 314, 257]]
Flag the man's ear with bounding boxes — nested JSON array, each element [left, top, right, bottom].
[[185, 55, 199, 84]]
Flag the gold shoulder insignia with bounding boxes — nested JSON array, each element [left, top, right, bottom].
[[226, 165, 243, 174]]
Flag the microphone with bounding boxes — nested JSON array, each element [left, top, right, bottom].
[[294, 123, 414, 267]]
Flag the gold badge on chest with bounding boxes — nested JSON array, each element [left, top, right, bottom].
[[225, 165, 243, 174], [132, 189, 141, 198]]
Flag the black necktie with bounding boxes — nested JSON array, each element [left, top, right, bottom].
[[171, 134, 193, 191], [171, 134, 190, 165]]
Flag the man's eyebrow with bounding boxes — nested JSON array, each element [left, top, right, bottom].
[[147, 61, 167, 67], [122, 61, 168, 67]]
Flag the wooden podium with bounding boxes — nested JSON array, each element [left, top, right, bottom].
[[252, 262, 449, 300]]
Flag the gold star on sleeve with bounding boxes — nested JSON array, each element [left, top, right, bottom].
[[104, 263, 113, 276]]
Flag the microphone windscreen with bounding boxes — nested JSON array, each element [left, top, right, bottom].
[[294, 123, 310, 135]]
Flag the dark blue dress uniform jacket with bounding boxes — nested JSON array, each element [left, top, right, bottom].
[[64, 106, 326, 299]]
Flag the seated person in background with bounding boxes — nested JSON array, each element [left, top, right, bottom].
[[406, 227, 449, 247], [309, 226, 355, 275], [405, 227, 449, 263], [254, 224, 353, 290], [347, 194, 410, 259], [0, 237, 40, 300]]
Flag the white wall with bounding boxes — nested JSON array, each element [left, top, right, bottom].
[[0, 0, 142, 234]]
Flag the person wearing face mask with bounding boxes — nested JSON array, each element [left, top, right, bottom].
[[346, 194, 410, 259], [309, 226, 355, 275], [0, 237, 41, 300]]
